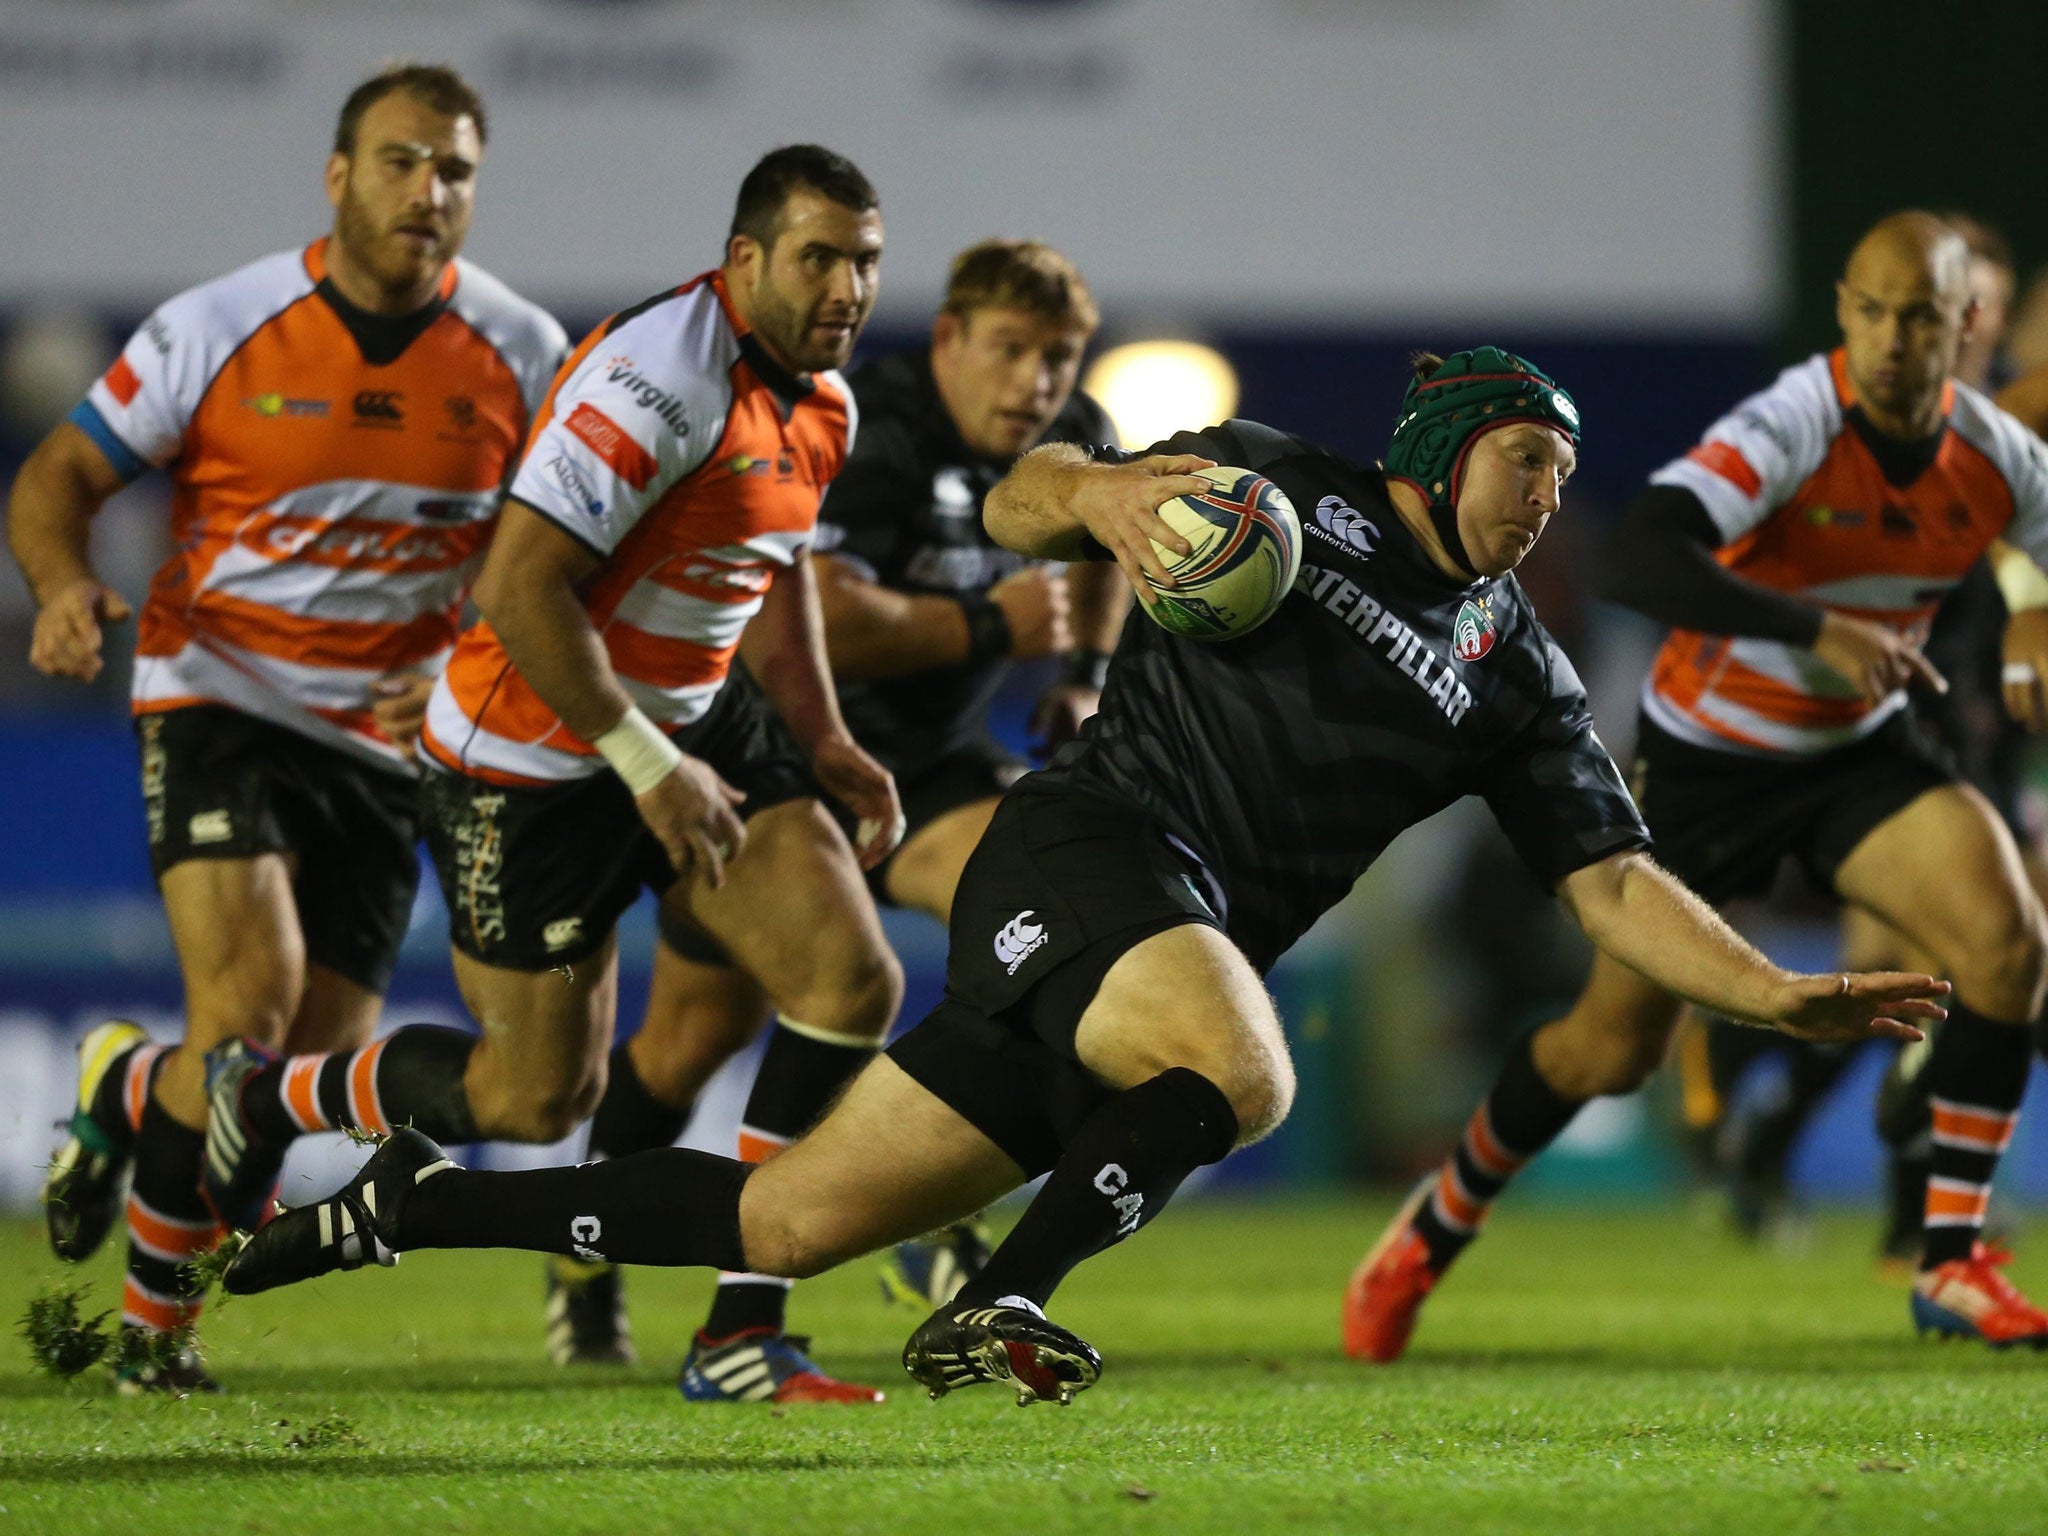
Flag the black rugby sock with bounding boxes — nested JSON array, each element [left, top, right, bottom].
[[237, 1026, 482, 1144], [1921, 1003, 2031, 1269], [1412, 1030, 1583, 1271], [705, 1019, 875, 1338], [396, 1149, 751, 1270], [957, 1067, 1238, 1311], [587, 1040, 694, 1160]]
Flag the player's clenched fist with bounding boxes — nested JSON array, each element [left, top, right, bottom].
[[634, 755, 748, 889], [30, 578, 130, 682], [988, 565, 1073, 659]]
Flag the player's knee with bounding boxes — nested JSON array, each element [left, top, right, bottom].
[[1947, 904, 2048, 1020], [1531, 1012, 1666, 1099], [633, 1009, 759, 1101], [793, 944, 903, 1045], [1228, 1045, 1295, 1144], [474, 1067, 605, 1144], [739, 1206, 846, 1281]]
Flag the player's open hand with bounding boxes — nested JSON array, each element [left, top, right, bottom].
[[370, 670, 436, 757], [29, 578, 131, 683], [1812, 611, 1947, 703], [635, 754, 748, 889], [1764, 969, 1949, 1044], [2000, 608, 2048, 733], [813, 732, 903, 870], [1074, 454, 1216, 608]]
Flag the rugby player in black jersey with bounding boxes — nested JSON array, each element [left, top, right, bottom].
[[223, 348, 1946, 1405], [545, 240, 1125, 1387]]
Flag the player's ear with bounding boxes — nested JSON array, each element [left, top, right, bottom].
[[323, 151, 349, 211], [932, 310, 964, 352]]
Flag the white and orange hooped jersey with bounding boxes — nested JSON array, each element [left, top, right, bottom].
[[1642, 349, 2048, 757], [73, 239, 567, 770], [420, 271, 855, 785]]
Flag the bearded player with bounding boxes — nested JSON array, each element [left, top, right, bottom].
[[202, 146, 906, 1404], [546, 239, 1124, 1376], [11, 64, 564, 1393]]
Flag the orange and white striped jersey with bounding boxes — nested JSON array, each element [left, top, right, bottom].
[[421, 272, 855, 785], [74, 239, 567, 770], [1642, 349, 2048, 756]]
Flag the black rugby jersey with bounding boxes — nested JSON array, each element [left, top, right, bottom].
[[1022, 419, 1651, 973], [814, 349, 1116, 772]]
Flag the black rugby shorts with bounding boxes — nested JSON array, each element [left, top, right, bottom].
[[427, 666, 824, 973], [885, 788, 1225, 1175], [135, 703, 420, 994], [1629, 709, 1957, 906]]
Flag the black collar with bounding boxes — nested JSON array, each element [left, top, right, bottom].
[[1845, 405, 1945, 489], [738, 332, 815, 420], [316, 277, 447, 368]]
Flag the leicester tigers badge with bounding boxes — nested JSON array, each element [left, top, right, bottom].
[[1453, 597, 1497, 662]]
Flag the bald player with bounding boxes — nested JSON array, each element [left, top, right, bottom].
[[1349, 210, 2048, 1357]]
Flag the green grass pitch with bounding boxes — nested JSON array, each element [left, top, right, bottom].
[[6, 1197, 2048, 1535]]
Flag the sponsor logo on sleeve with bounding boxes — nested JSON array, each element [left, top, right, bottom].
[[604, 355, 691, 439], [546, 454, 605, 519], [104, 356, 142, 408], [142, 315, 173, 357], [566, 401, 659, 490], [993, 909, 1048, 974]]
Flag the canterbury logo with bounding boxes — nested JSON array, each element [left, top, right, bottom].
[[1313, 495, 1379, 556], [994, 909, 1048, 974]]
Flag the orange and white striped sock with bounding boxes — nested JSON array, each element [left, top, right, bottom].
[[1922, 1005, 2030, 1269], [123, 1096, 224, 1337], [1411, 1032, 1584, 1270], [236, 1027, 479, 1144]]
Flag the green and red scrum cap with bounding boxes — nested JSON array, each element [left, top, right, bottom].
[[1383, 346, 1582, 513]]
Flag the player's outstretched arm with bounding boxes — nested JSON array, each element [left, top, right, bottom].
[[475, 499, 747, 885], [6, 420, 134, 683], [1558, 849, 1948, 1042], [985, 443, 1211, 602]]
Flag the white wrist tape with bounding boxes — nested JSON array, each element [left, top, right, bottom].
[[594, 707, 682, 796]]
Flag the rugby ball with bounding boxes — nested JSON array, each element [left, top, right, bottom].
[[1142, 467, 1302, 641]]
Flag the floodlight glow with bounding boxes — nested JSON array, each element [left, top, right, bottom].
[[1082, 340, 1240, 450]]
